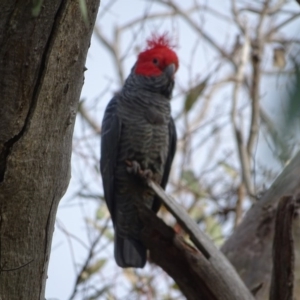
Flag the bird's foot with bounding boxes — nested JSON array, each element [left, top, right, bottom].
[[125, 160, 153, 179]]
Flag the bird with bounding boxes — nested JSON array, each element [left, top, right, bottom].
[[100, 33, 178, 268]]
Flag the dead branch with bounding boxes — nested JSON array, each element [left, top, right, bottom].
[[93, 26, 125, 84], [78, 101, 101, 134], [155, 0, 234, 64], [140, 180, 254, 300], [247, 40, 261, 157], [222, 150, 300, 299], [231, 32, 254, 197]]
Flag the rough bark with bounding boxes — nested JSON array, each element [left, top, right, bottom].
[[0, 1, 100, 299], [222, 151, 300, 300], [270, 196, 295, 300], [140, 181, 254, 300]]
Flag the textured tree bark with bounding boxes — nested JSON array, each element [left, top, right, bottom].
[[138, 205, 254, 300], [222, 151, 300, 300], [270, 196, 296, 300], [144, 180, 254, 300], [139, 154, 300, 299], [0, 1, 100, 299]]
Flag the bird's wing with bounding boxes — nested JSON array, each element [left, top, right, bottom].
[[100, 96, 121, 222], [152, 117, 177, 212]]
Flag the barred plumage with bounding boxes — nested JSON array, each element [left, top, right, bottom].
[[100, 35, 178, 268]]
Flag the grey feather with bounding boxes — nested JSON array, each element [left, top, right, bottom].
[[100, 97, 121, 220], [100, 65, 177, 268]]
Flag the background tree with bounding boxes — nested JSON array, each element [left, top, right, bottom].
[[45, 0, 300, 299], [0, 1, 100, 299]]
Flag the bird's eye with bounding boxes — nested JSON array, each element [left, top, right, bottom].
[[153, 58, 159, 65]]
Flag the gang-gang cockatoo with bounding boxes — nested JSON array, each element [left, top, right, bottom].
[[101, 33, 178, 268]]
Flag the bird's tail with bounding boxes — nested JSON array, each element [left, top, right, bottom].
[[114, 232, 146, 268]]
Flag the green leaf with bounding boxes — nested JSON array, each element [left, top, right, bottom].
[[103, 228, 114, 241], [78, 0, 89, 26], [204, 215, 224, 246], [32, 0, 44, 17], [189, 203, 205, 222], [171, 282, 179, 290], [184, 76, 209, 113], [78, 259, 107, 283], [96, 205, 108, 220], [181, 170, 205, 198], [219, 162, 238, 179], [123, 268, 137, 284]]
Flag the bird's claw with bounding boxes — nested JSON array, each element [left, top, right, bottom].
[[142, 169, 153, 179], [126, 160, 141, 174], [125, 160, 153, 179]]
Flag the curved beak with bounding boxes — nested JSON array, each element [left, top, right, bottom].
[[164, 63, 176, 78]]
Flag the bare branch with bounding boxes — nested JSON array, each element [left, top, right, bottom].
[[68, 219, 110, 300], [78, 101, 101, 134], [119, 8, 198, 31], [231, 32, 254, 197], [238, 0, 286, 16], [247, 1, 269, 159], [231, 0, 246, 34], [247, 41, 261, 159], [267, 13, 300, 37], [93, 26, 125, 84], [155, 0, 235, 64], [143, 180, 254, 300], [222, 150, 300, 298]]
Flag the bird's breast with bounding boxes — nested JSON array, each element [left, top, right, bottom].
[[145, 106, 166, 125], [117, 107, 169, 174]]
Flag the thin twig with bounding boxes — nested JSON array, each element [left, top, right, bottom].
[[68, 219, 110, 300], [267, 13, 300, 37], [231, 31, 254, 197], [154, 0, 234, 64], [93, 26, 125, 84], [78, 101, 101, 134], [247, 41, 261, 158]]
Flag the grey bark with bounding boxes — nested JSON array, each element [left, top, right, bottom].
[[0, 1, 100, 299], [145, 180, 254, 300], [270, 196, 296, 300], [222, 151, 300, 300]]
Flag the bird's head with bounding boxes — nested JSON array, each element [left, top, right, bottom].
[[134, 33, 179, 79]]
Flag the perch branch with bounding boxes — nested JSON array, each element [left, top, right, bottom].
[[222, 150, 300, 298], [139, 179, 254, 300]]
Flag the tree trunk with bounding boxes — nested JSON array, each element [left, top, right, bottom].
[[0, 1, 100, 299]]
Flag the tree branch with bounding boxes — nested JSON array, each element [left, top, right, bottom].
[[231, 32, 254, 197], [222, 150, 300, 299], [93, 26, 125, 84], [139, 180, 254, 300], [247, 0, 268, 158], [154, 0, 234, 64], [78, 101, 101, 134], [247, 40, 261, 158], [270, 195, 295, 300]]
